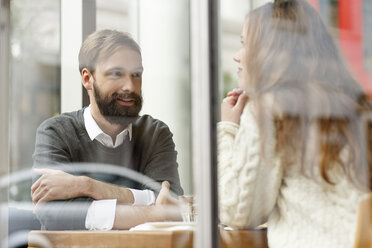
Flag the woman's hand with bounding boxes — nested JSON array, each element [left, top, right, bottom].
[[221, 88, 248, 124]]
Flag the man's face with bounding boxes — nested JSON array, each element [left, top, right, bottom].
[[92, 47, 143, 125]]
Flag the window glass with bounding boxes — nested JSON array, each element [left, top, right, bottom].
[[220, 0, 250, 97], [6, 0, 194, 247], [7, 0, 60, 246], [217, 0, 372, 247], [96, 0, 193, 195], [9, 0, 60, 198]]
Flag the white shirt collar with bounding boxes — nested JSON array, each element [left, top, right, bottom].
[[84, 105, 132, 148]]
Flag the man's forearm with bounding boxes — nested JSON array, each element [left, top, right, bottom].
[[83, 176, 135, 204], [112, 205, 182, 230]]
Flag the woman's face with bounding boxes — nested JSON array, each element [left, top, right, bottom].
[[233, 22, 247, 89]]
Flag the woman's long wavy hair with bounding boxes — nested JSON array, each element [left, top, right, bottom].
[[243, 0, 372, 190]]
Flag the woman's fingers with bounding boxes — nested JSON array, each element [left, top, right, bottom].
[[221, 91, 249, 124], [222, 95, 238, 106], [227, 88, 244, 97], [235, 92, 249, 112]]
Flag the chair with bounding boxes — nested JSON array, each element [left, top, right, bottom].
[[354, 193, 372, 248]]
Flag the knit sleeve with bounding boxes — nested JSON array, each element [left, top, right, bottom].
[[139, 118, 184, 197], [217, 103, 283, 229], [32, 118, 92, 230]]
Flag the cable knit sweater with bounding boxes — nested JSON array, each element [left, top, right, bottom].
[[217, 103, 367, 248]]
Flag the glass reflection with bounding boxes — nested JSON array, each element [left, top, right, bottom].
[[8, 0, 60, 246], [30, 29, 184, 230], [218, 0, 372, 247], [9, 0, 60, 197], [6, 1, 192, 247]]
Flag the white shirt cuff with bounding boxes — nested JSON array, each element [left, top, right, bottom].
[[128, 189, 156, 206], [85, 199, 117, 230]]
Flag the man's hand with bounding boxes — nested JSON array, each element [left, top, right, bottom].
[[155, 181, 179, 206], [112, 181, 182, 229], [221, 88, 248, 124], [31, 168, 136, 207], [31, 168, 85, 206]]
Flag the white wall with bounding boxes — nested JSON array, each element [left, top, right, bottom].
[[61, 0, 83, 113], [138, 0, 192, 194]]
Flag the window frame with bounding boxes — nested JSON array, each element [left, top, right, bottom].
[[0, 0, 10, 245], [190, 0, 220, 247]]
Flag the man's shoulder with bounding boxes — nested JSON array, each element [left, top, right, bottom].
[[134, 114, 171, 130], [38, 109, 84, 132], [133, 114, 172, 136]]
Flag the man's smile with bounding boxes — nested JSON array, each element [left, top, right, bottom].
[[117, 98, 135, 106]]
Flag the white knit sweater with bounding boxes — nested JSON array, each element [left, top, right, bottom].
[[217, 103, 366, 248]]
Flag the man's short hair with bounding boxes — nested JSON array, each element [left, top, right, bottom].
[[78, 29, 141, 74]]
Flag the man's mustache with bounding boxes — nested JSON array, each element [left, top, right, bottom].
[[113, 92, 142, 105]]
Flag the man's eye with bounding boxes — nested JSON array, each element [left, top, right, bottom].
[[132, 72, 142, 78], [111, 71, 122, 77]]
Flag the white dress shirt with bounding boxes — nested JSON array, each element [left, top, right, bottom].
[[83, 105, 155, 230]]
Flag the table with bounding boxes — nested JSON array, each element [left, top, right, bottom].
[[28, 229, 268, 248]]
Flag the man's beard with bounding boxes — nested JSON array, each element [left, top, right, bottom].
[[93, 83, 143, 126]]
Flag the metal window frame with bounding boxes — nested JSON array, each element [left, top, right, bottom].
[[190, 0, 220, 247], [0, 0, 10, 246]]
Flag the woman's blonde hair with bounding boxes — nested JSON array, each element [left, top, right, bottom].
[[243, 0, 372, 190]]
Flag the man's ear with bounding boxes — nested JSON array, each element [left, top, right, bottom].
[[81, 68, 93, 91]]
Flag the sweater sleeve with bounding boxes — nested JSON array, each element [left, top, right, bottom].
[[32, 120, 93, 230], [141, 120, 184, 197], [217, 104, 283, 229]]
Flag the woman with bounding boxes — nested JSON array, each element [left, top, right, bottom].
[[218, 0, 372, 247]]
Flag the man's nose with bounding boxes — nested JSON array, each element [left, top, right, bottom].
[[120, 76, 135, 92]]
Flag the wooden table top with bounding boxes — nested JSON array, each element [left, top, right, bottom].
[[28, 228, 268, 248]]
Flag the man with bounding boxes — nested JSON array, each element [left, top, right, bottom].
[[31, 29, 183, 230]]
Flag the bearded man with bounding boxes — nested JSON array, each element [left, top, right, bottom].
[[31, 30, 183, 230]]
